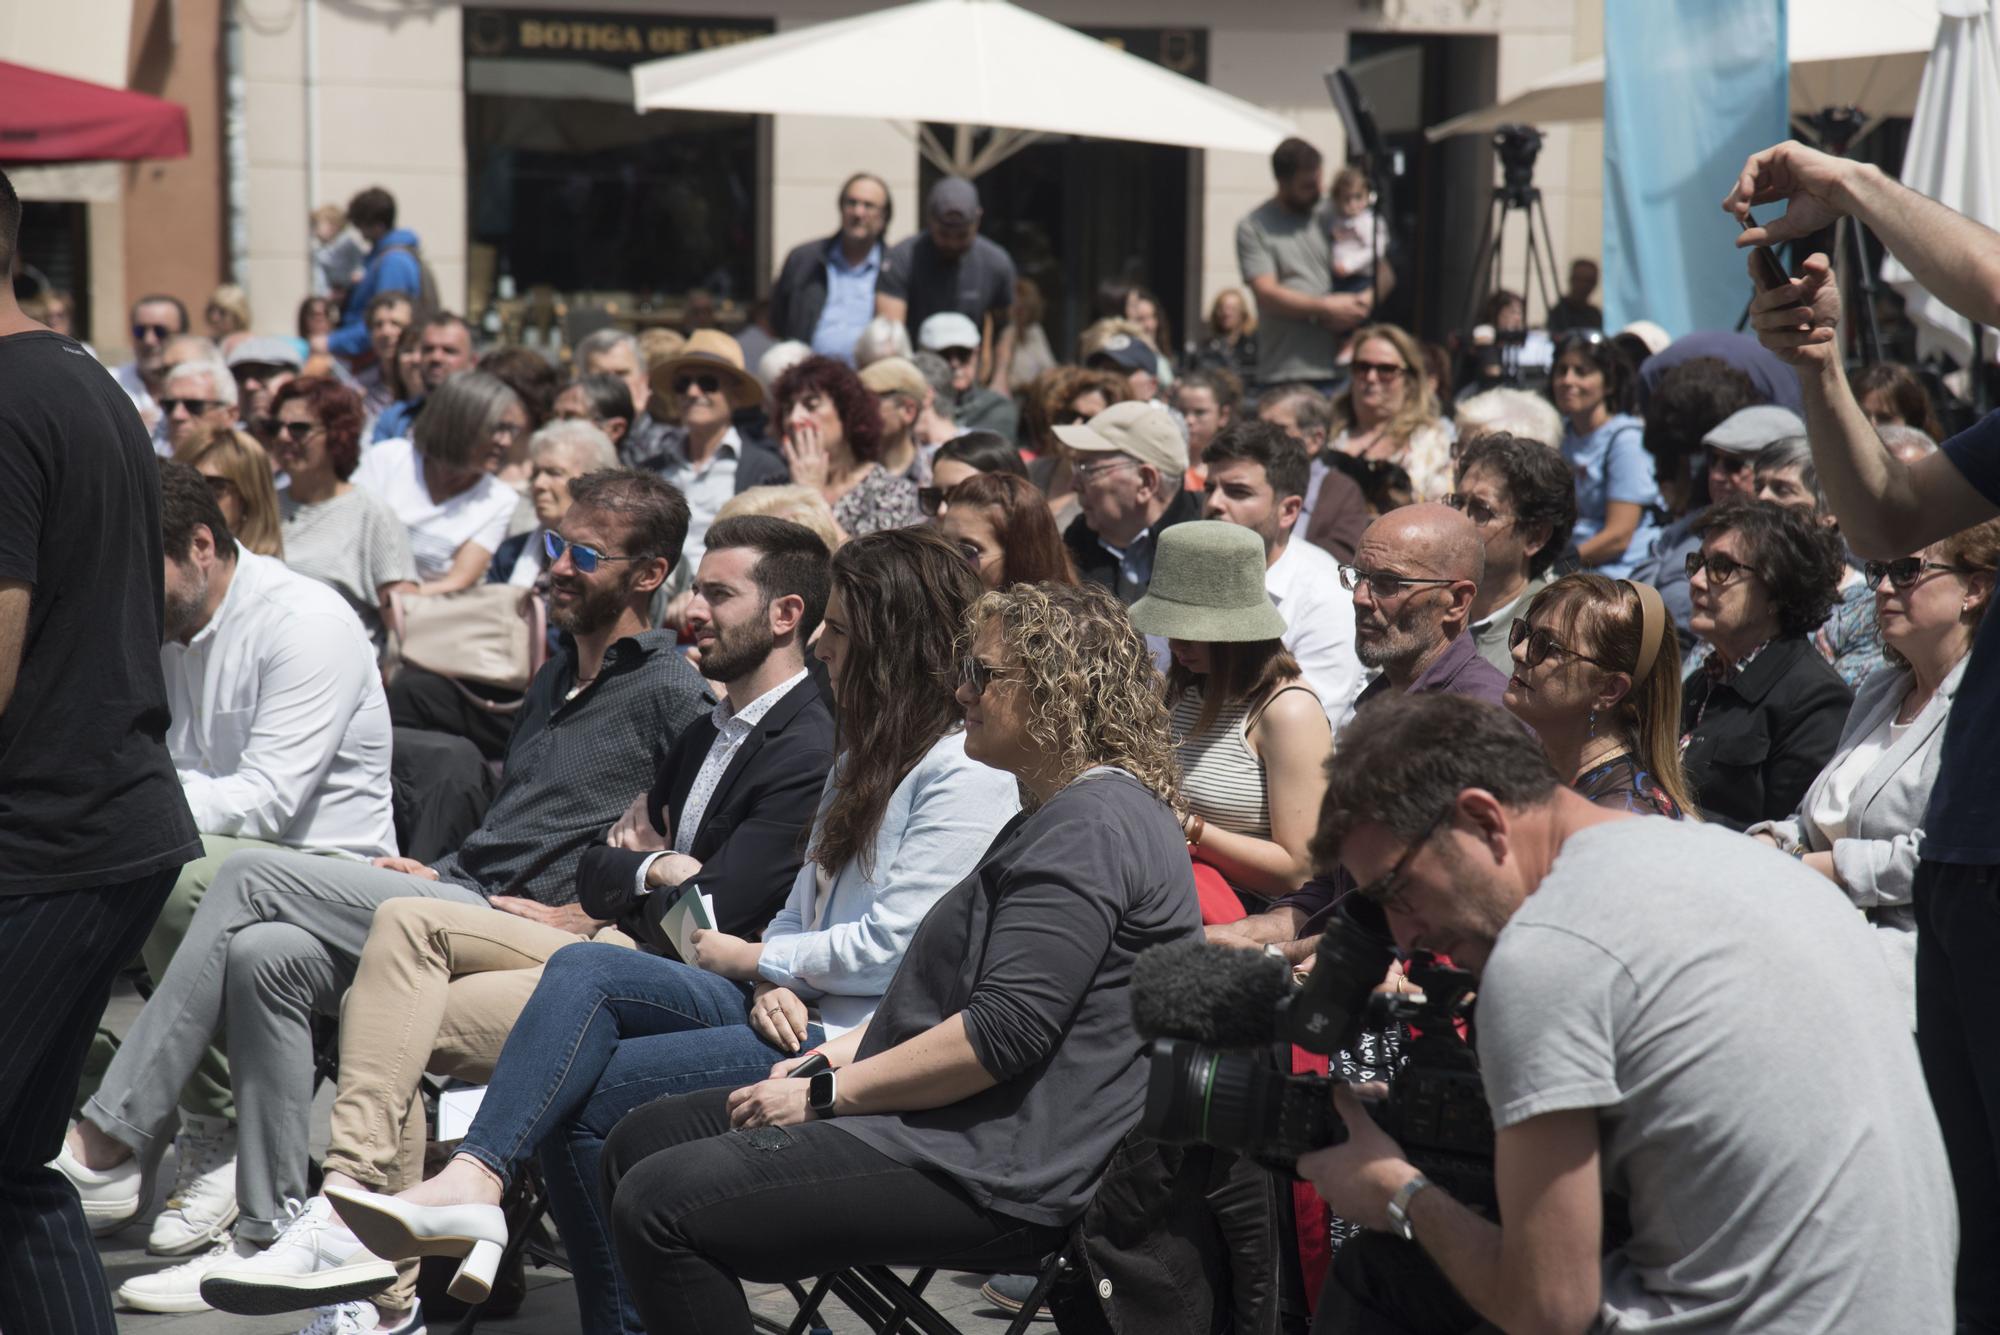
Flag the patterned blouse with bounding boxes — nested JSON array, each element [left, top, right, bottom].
[[1577, 752, 1684, 819], [1816, 573, 1885, 688], [832, 464, 924, 538]]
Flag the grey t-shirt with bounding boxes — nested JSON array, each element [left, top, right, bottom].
[[280, 486, 417, 652], [1235, 197, 1338, 386], [831, 769, 1201, 1224], [1479, 819, 1954, 1333], [878, 233, 1016, 342]]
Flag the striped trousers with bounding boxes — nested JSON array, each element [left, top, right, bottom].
[[0, 867, 178, 1335]]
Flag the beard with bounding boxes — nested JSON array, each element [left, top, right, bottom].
[[1354, 602, 1438, 673], [694, 612, 776, 683], [548, 569, 631, 636], [163, 567, 209, 644]]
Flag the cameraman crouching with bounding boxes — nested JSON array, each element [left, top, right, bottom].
[[1298, 692, 1954, 1334]]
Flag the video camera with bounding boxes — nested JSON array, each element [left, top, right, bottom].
[[1493, 123, 1544, 204], [1133, 897, 1496, 1211]]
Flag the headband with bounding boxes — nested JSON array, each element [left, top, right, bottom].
[[1621, 579, 1667, 681]]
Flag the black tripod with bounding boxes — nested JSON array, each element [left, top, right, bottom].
[[1461, 127, 1562, 333]]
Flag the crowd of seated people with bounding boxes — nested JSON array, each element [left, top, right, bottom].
[[23, 131, 2000, 1335]]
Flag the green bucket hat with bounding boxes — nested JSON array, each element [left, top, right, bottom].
[[1129, 521, 1288, 643]]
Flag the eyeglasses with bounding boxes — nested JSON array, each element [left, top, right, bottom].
[[918, 485, 950, 516], [839, 195, 885, 213], [491, 420, 522, 442], [1351, 360, 1407, 382], [544, 530, 646, 574], [673, 373, 723, 397], [1865, 557, 1976, 591], [1685, 551, 1760, 587], [1337, 564, 1459, 599], [132, 323, 173, 342], [272, 420, 319, 444], [159, 397, 221, 416], [1073, 457, 1139, 483], [938, 347, 977, 366], [1055, 409, 1088, 426], [1508, 618, 1611, 670], [1351, 806, 1453, 911], [1442, 492, 1510, 528], [958, 654, 1014, 697], [202, 474, 240, 500], [1708, 453, 1754, 476]]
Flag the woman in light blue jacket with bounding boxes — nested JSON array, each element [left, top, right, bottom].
[[327, 529, 1017, 1335], [1750, 519, 2000, 1028]]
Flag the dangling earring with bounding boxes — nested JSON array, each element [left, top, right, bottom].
[[1588, 707, 1599, 739]]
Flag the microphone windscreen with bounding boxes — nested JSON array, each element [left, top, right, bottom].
[[1131, 938, 1291, 1047]]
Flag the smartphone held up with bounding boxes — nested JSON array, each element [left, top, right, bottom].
[[1739, 209, 1790, 292]]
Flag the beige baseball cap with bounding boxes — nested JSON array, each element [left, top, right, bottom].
[[858, 356, 929, 402], [1052, 400, 1187, 477]]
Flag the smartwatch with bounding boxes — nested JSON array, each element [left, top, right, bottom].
[[1385, 1173, 1432, 1242], [807, 1069, 839, 1117]]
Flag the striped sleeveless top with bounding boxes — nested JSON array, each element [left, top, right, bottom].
[[1170, 688, 1274, 839]]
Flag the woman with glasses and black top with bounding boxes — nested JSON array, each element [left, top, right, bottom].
[[1501, 574, 1693, 818], [1746, 519, 2000, 1025], [1552, 330, 1662, 579], [1329, 322, 1453, 507], [1680, 499, 1853, 829], [270, 376, 417, 654]]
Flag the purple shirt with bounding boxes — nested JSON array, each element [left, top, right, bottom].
[[1280, 633, 1510, 924]]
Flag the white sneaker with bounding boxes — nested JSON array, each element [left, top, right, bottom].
[[50, 1128, 143, 1235], [115, 1235, 258, 1313], [294, 1299, 426, 1334], [201, 1195, 398, 1315], [146, 1112, 239, 1255]]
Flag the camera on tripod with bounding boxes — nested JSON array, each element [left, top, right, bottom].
[[1493, 123, 1544, 205], [1133, 898, 1497, 1211]]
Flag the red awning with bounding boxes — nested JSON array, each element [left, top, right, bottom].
[[0, 60, 191, 163]]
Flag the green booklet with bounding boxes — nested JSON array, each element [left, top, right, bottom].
[[659, 881, 717, 963]]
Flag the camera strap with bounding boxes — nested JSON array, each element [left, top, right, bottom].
[[1621, 578, 1668, 681]]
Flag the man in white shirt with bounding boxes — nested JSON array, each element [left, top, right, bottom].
[[108, 462, 394, 1277], [1202, 420, 1364, 727]]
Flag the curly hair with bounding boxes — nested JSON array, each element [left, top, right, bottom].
[[773, 355, 885, 463], [814, 528, 984, 877], [965, 582, 1180, 813], [1454, 432, 1579, 578], [1642, 356, 1758, 465], [1549, 331, 1636, 415], [1032, 366, 1129, 445], [1693, 498, 1846, 638], [271, 376, 365, 480]]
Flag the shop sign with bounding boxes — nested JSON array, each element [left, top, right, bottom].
[[464, 8, 775, 69]]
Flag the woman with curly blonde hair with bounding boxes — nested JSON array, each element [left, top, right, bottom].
[[580, 581, 1200, 1331]]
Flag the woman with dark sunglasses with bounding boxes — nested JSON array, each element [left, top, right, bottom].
[[1746, 518, 2000, 1026], [1501, 574, 1693, 818], [1679, 499, 1852, 829]]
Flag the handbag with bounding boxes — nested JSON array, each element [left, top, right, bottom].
[[387, 585, 548, 702]]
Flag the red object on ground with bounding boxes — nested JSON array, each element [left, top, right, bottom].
[[1191, 859, 1246, 925], [0, 61, 191, 163]]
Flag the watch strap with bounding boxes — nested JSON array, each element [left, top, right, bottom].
[[1386, 1173, 1432, 1241]]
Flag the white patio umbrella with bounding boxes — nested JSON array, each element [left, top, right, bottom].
[[630, 0, 1298, 178], [1425, 0, 1940, 142], [1881, 0, 2000, 365]]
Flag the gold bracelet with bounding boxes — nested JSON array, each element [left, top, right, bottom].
[[1186, 813, 1205, 848]]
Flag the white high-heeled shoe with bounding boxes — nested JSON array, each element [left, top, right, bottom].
[[323, 1185, 508, 1304]]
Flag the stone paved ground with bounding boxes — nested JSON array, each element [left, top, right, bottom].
[[95, 980, 1027, 1335]]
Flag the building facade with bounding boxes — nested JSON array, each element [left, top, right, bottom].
[[9, 0, 1606, 366]]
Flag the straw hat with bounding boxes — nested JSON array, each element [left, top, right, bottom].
[[1128, 521, 1287, 643], [649, 329, 764, 413]]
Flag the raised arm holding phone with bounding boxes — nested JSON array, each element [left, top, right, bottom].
[[1727, 136, 2000, 1329]]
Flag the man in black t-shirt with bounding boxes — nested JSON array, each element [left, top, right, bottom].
[[0, 167, 200, 1335], [876, 176, 1018, 393]]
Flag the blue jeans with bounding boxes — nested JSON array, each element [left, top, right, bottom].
[[456, 942, 823, 1335]]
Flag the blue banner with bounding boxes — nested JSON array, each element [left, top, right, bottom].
[[1603, 0, 1789, 338]]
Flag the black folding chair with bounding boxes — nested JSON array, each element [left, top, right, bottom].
[[778, 1228, 1080, 1335]]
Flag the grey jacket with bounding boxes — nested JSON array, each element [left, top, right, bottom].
[[1748, 655, 1969, 925]]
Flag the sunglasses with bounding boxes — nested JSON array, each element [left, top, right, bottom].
[[957, 654, 1013, 698], [938, 347, 977, 365], [1337, 564, 1458, 600], [1351, 360, 1406, 382], [270, 420, 319, 444], [1054, 409, 1088, 426], [1442, 492, 1509, 528], [918, 485, 950, 516], [543, 530, 645, 574], [1685, 551, 1759, 587], [1509, 618, 1610, 670], [1865, 557, 1975, 591], [203, 474, 240, 500], [159, 397, 221, 416], [132, 323, 173, 342], [1352, 805, 1453, 911], [673, 373, 724, 397]]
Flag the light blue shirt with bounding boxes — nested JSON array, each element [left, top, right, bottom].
[[756, 729, 1020, 1036], [1563, 412, 1662, 580], [810, 241, 882, 364]]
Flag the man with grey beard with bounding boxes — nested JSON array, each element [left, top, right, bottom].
[[1208, 502, 1504, 952]]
